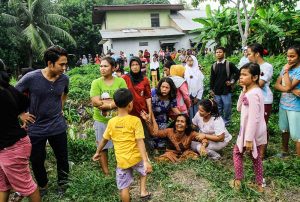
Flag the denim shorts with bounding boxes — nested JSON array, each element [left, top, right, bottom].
[[93, 121, 113, 149], [279, 107, 300, 142], [116, 161, 147, 190]]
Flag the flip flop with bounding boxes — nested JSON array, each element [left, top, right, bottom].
[[140, 192, 152, 200]]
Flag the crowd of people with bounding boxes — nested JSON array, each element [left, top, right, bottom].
[[1, 43, 300, 202]]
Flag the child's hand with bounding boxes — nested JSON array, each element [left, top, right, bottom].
[[92, 153, 101, 161], [245, 141, 253, 152], [144, 161, 152, 174], [196, 133, 205, 141]]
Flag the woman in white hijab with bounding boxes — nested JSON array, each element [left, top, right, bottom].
[[184, 55, 204, 120]]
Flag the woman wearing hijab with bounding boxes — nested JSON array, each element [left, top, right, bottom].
[[184, 55, 204, 121], [122, 57, 154, 151]]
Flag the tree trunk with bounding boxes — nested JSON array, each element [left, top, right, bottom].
[[27, 47, 33, 68]]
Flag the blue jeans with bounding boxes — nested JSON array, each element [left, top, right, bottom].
[[189, 99, 201, 122], [214, 93, 232, 126]]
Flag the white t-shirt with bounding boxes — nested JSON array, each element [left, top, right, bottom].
[[192, 113, 232, 143], [260, 62, 273, 104]]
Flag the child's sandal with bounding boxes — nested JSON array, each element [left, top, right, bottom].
[[229, 179, 241, 191]]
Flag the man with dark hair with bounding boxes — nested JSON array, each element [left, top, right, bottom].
[[163, 60, 176, 77], [16, 45, 70, 196], [210, 47, 239, 126]]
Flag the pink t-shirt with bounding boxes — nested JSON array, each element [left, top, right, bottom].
[[236, 87, 267, 158]]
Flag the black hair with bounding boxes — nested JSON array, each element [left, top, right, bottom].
[[128, 56, 143, 84], [171, 114, 193, 136], [0, 59, 10, 88], [44, 45, 68, 66], [288, 45, 300, 57], [156, 77, 177, 100], [199, 99, 220, 120], [215, 46, 226, 53], [113, 88, 133, 108], [248, 43, 267, 57], [101, 56, 116, 68], [240, 62, 260, 84], [164, 60, 176, 69]]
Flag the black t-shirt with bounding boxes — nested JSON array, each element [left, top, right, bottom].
[[0, 85, 29, 149]]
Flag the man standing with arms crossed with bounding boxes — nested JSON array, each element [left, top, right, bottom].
[[16, 46, 70, 196]]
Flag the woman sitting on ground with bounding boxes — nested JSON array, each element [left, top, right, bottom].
[[141, 112, 208, 163], [191, 99, 232, 160]]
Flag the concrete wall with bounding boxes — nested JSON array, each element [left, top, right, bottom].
[[106, 10, 170, 30], [102, 34, 200, 56]]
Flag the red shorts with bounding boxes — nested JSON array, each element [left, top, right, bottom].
[[0, 136, 37, 196]]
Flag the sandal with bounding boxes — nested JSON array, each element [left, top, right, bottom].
[[140, 192, 152, 200], [229, 179, 241, 191]]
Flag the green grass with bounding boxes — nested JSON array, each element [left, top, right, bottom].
[[33, 59, 300, 201]]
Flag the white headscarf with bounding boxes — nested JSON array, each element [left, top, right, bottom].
[[184, 55, 204, 99]]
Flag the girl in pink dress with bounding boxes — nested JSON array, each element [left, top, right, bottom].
[[230, 62, 267, 192]]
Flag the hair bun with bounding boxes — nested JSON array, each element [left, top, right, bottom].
[[263, 49, 268, 55]]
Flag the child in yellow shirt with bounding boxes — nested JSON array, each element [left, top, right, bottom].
[[93, 88, 152, 201]]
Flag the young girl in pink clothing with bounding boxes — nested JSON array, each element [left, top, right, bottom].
[[230, 62, 267, 192], [169, 65, 191, 119]]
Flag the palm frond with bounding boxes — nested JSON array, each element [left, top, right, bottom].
[[1, 13, 19, 26], [42, 24, 76, 46], [46, 14, 72, 26], [22, 23, 48, 58]]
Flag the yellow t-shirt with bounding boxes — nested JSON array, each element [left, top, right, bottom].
[[103, 115, 144, 169]]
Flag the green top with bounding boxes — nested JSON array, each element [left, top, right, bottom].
[[90, 77, 127, 123]]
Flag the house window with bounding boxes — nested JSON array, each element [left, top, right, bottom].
[[139, 42, 148, 46], [151, 13, 160, 27]]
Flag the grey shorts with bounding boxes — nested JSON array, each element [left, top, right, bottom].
[[116, 161, 147, 190], [93, 121, 113, 149]]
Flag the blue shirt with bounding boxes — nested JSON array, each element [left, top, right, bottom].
[[151, 88, 177, 129], [15, 69, 69, 136], [279, 66, 300, 111]]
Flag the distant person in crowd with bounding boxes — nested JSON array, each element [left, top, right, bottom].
[[88, 54, 94, 64], [93, 88, 152, 202], [144, 49, 151, 63], [184, 55, 204, 121], [90, 56, 127, 175], [178, 50, 187, 66], [165, 48, 171, 58], [82, 55, 88, 65], [76, 57, 82, 67], [158, 49, 165, 65], [210, 47, 239, 126], [0, 59, 41, 202], [238, 47, 250, 68], [16, 46, 70, 196], [163, 60, 176, 77], [151, 77, 180, 151], [274, 45, 300, 157], [122, 57, 153, 151], [247, 43, 273, 159], [153, 51, 159, 60], [141, 113, 208, 163], [191, 99, 232, 160], [94, 54, 101, 65], [150, 57, 160, 87], [169, 65, 191, 119], [170, 49, 177, 60], [230, 63, 267, 193], [138, 50, 148, 76]]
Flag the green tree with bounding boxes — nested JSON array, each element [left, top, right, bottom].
[[1, 0, 76, 67], [192, 0, 298, 47], [192, 5, 240, 54]]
